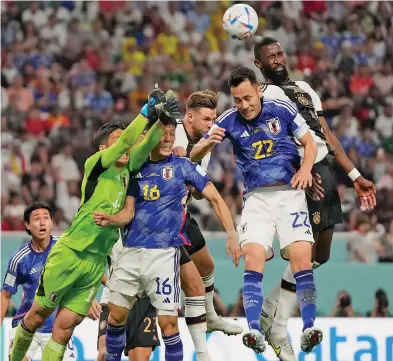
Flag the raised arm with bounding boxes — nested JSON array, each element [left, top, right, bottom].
[[319, 115, 376, 209], [93, 195, 135, 227], [201, 182, 241, 266], [190, 126, 226, 162]]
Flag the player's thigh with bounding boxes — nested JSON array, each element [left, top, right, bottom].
[[142, 247, 181, 315], [184, 216, 207, 257], [60, 254, 106, 316], [308, 159, 343, 233], [125, 299, 159, 357], [108, 247, 143, 301], [128, 347, 154, 361], [276, 189, 314, 254], [239, 191, 276, 260], [180, 258, 205, 297], [35, 242, 80, 310]]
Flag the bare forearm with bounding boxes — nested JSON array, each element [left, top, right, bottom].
[[211, 196, 236, 236], [301, 140, 317, 173], [1, 293, 10, 325], [108, 210, 134, 226], [190, 139, 214, 163]]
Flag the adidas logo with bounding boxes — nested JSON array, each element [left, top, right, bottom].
[[241, 130, 250, 138], [163, 298, 171, 304], [29, 268, 38, 274], [305, 229, 312, 235], [134, 172, 142, 179]]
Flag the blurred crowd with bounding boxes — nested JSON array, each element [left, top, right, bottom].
[[1, 1, 393, 256]]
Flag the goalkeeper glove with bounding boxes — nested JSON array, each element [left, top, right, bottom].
[[140, 86, 166, 125], [159, 90, 181, 126]]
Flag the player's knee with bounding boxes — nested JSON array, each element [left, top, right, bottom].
[[129, 347, 153, 361], [108, 305, 128, 326], [288, 241, 313, 273], [242, 243, 265, 273], [158, 315, 178, 337]]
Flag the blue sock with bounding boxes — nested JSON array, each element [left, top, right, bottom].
[[243, 270, 264, 332], [294, 269, 317, 331], [105, 323, 126, 361], [162, 332, 183, 361]]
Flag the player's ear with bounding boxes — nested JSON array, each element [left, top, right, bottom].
[[99, 144, 106, 151], [187, 111, 193, 122], [254, 59, 262, 69], [257, 84, 262, 98]]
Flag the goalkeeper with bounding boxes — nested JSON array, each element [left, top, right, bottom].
[[10, 88, 181, 361]]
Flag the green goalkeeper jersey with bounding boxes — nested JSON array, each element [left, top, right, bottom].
[[59, 115, 164, 256]]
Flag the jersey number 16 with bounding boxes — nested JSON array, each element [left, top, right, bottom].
[[143, 184, 161, 201]]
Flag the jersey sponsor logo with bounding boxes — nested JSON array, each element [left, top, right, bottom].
[[4, 272, 16, 287], [240, 130, 250, 138], [163, 297, 171, 303], [162, 166, 174, 181], [266, 117, 281, 135], [29, 267, 38, 274], [49, 292, 60, 303], [134, 172, 142, 179]]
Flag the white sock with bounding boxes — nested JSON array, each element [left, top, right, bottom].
[[271, 264, 297, 337], [262, 283, 280, 317], [202, 273, 218, 321], [185, 296, 211, 361]]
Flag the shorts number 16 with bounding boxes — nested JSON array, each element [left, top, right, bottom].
[[155, 277, 172, 295]]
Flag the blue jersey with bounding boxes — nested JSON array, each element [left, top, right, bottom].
[[125, 154, 210, 249], [2, 237, 57, 332], [205, 97, 309, 192]]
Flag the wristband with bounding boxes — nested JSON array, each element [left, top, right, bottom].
[[348, 168, 361, 182]]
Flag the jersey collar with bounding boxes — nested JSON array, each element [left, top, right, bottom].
[[28, 236, 55, 255]]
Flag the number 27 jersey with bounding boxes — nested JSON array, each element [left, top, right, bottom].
[[206, 97, 309, 192]]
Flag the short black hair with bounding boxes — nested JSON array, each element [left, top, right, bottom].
[[94, 121, 126, 147], [254, 37, 279, 60], [228, 67, 258, 88], [24, 201, 52, 235]]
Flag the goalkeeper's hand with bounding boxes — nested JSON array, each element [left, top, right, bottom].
[[159, 90, 181, 126], [140, 85, 166, 125]]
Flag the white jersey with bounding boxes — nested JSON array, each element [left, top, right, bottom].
[[174, 123, 211, 171], [261, 81, 329, 164], [175, 123, 212, 206]]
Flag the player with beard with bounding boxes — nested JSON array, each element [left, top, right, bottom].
[[253, 37, 377, 361]]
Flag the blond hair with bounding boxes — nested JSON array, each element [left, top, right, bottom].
[[186, 90, 219, 111]]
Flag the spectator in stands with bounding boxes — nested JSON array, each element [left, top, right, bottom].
[[330, 291, 359, 317], [379, 219, 393, 262], [229, 289, 245, 317], [367, 289, 392, 317]]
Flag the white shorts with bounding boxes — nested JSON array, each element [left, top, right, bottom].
[[108, 247, 181, 316], [9, 327, 75, 360], [239, 185, 314, 259]]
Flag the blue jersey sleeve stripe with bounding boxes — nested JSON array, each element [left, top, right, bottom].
[[215, 107, 236, 124], [10, 246, 30, 272]]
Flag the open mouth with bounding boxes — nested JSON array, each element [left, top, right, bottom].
[[162, 144, 172, 152], [39, 228, 47, 235]]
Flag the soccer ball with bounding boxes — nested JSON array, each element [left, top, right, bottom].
[[222, 4, 259, 40]]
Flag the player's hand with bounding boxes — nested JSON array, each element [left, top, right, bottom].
[[160, 90, 181, 126], [141, 84, 165, 124], [305, 173, 325, 201], [290, 168, 313, 190], [87, 299, 102, 320], [226, 232, 241, 267], [93, 211, 111, 227], [354, 176, 376, 210], [207, 127, 225, 145], [173, 146, 187, 157]]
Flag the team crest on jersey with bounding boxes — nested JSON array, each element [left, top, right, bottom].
[[267, 118, 281, 135], [312, 212, 321, 225], [298, 95, 309, 105], [162, 166, 174, 181]]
